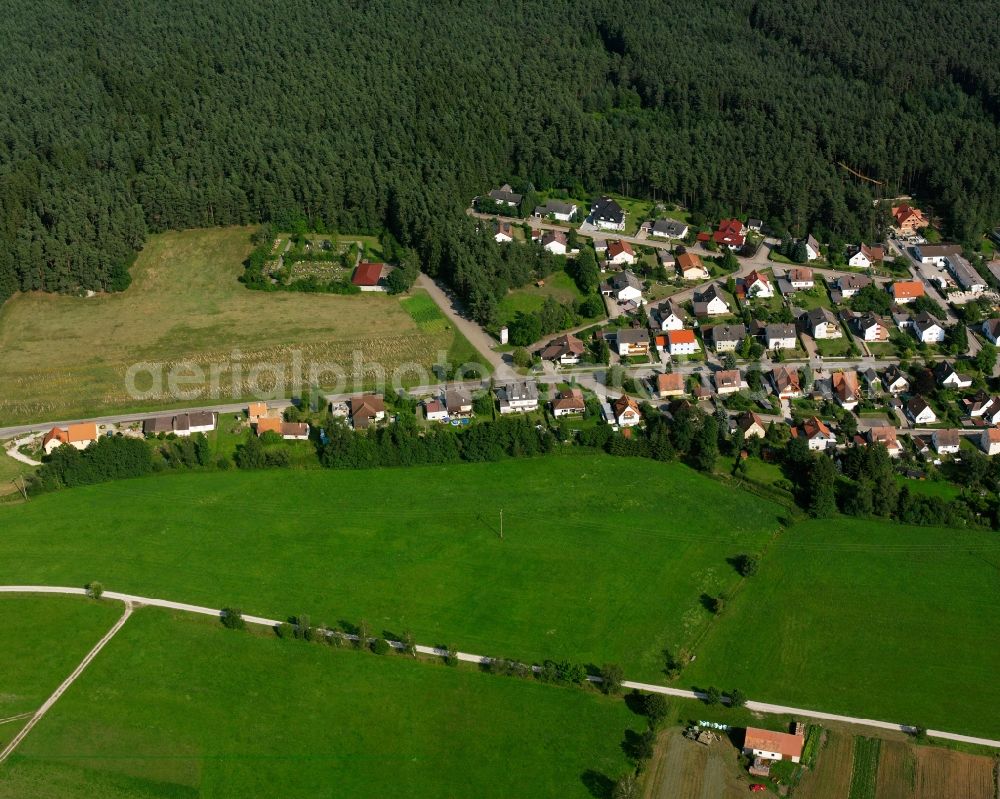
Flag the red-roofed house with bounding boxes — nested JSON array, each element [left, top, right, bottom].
[[606, 239, 636, 266], [656, 372, 685, 398], [891, 280, 925, 303], [892, 204, 927, 234], [713, 218, 746, 249], [42, 422, 98, 455], [743, 726, 805, 763], [352, 261, 387, 291], [743, 270, 774, 299], [666, 328, 700, 356]]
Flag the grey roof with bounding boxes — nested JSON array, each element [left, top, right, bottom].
[[709, 323, 747, 344], [610, 270, 642, 291], [652, 218, 687, 237], [697, 284, 726, 303], [747, 218, 763, 228], [946, 254, 983, 290], [765, 323, 797, 340], [913, 311, 943, 333], [446, 388, 471, 410], [658, 250, 676, 265], [590, 196, 625, 224], [536, 199, 576, 216], [498, 380, 539, 402], [806, 234, 820, 252], [617, 327, 651, 344], [837, 273, 872, 290], [803, 306, 838, 328], [488, 185, 522, 204], [143, 415, 174, 435], [917, 243, 962, 258]]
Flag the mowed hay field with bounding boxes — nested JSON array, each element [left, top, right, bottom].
[[0, 454, 781, 681], [684, 516, 1000, 738], [0, 227, 483, 424], [0, 596, 122, 748], [0, 606, 636, 799]]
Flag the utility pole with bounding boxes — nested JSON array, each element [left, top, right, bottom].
[[499, 508, 503, 541]]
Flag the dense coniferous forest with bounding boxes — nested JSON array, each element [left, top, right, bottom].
[[1, 0, 997, 321]]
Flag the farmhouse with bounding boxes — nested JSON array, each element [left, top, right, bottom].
[[980, 427, 1000, 456], [446, 388, 473, 417], [349, 394, 387, 429], [867, 426, 901, 457], [606, 239, 636, 266], [601, 270, 644, 304], [534, 199, 577, 221], [742, 269, 774, 299], [795, 416, 837, 450], [677, 252, 711, 281], [708, 323, 746, 352], [616, 327, 651, 357], [736, 411, 766, 439], [656, 372, 685, 399], [538, 333, 585, 365], [496, 380, 539, 414], [666, 328, 700, 356], [891, 280, 925, 303], [487, 183, 522, 207], [891, 203, 927, 234], [802, 307, 842, 339], [551, 388, 586, 417], [142, 411, 216, 437], [713, 218, 746, 249], [650, 299, 687, 331], [423, 398, 448, 421], [714, 369, 744, 395], [933, 429, 960, 455], [351, 261, 389, 291], [906, 396, 937, 425], [848, 243, 884, 268], [540, 230, 568, 255], [42, 422, 98, 455], [651, 218, 688, 239], [589, 196, 626, 231], [612, 394, 642, 427], [771, 366, 802, 398], [743, 727, 805, 764]]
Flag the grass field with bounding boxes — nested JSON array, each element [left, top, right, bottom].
[[0, 228, 485, 424], [0, 605, 635, 798], [496, 268, 591, 327], [0, 595, 122, 746], [0, 454, 33, 499], [0, 454, 781, 680], [685, 516, 1000, 738]]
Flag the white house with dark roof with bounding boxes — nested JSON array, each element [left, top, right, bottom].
[[589, 196, 626, 231], [804, 234, 821, 261], [533, 199, 577, 222], [651, 218, 688, 239], [496, 381, 540, 414]]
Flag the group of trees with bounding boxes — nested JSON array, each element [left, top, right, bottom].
[[2, 0, 997, 312], [32, 436, 153, 493]]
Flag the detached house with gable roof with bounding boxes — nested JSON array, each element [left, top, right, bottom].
[[742, 270, 774, 299], [612, 394, 642, 427], [848, 243, 885, 268], [606, 239, 636, 266], [589, 196, 626, 231], [42, 422, 98, 455], [666, 328, 700, 356]]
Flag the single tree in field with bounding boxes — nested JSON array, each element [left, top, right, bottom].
[[220, 607, 246, 630], [598, 663, 624, 695], [400, 630, 416, 657], [728, 688, 747, 708], [643, 693, 670, 727], [85, 581, 103, 600]]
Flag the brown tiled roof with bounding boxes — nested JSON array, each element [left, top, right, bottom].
[[744, 727, 804, 759], [657, 373, 684, 393]]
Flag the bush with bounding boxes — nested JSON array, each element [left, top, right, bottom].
[[85, 581, 104, 600], [444, 646, 460, 667], [703, 686, 721, 705], [598, 663, 624, 694], [220, 607, 246, 630], [728, 688, 747, 708], [370, 638, 391, 655]]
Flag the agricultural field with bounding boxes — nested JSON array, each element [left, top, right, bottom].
[[685, 516, 1000, 738], [0, 595, 122, 747], [641, 728, 749, 799], [0, 228, 486, 425], [0, 454, 782, 681], [0, 605, 635, 798], [849, 737, 882, 799]]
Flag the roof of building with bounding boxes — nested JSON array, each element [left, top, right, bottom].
[[609, 270, 642, 291], [539, 333, 585, 360], [789, 267, 813, 283], [710, 324, 746, 343], [715, 369, 742, 389], [552, 389, 586, 412], [247, 401, 269, 417], [613, 394, 640, 417], [892, 280, 925, 299], [607, 239, 634, 258], [804, 306, 838, 328], [983, 319, 1000, 337], [934, 429, 960, 447], [256, 417, 282, 435], [540, 230, 568, 248], [907, 396, 932, 415], [352, 261, 385, 286], [488, 185, 522, 204], [667, 329, 697, 345], [744, 727, 805, 759], [838, 273, 872, 290], [867, 426, 899, 448], [832, 370, 861, 402], [859, 243, 885, 261], [43, 422, 99, 447], [745, 269, 770, 287], [765, 323, 796, 339], [737, 411, 765, 433], [350, 394, 386, 419], [536, 199, 576, 216], [772, 366, 801, 392], [918, 243, 962, 258], [982, 428, 1000, 443], [424, 398, 446, 414], [657, 373, 685, 393], [892, 204, 926, 226], [590, 196, 624, 223], [652, 218, 687, 237], [282, 422, 310, 437], [677, 252, 704, 271], [499, 380, 539, 401], [802, 416, 834, 440], [617, 327, 650, 344]]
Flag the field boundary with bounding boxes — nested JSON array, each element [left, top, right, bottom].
[[0, 586, 997, 750]]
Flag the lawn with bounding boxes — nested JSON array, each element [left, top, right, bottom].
[[0, 454, 782, 681], [0, 228, 484, 425], [0, 595, 122, 745], [0, 606, 636, 798], [684, 516, 1000, 738], [0, 454, 33, 500], [496, 268, 592, 327], [794, 281, 833, 311], [814, 334, 859, 358]]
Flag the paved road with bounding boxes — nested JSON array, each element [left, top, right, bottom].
[[0, 598, 133, 765], [0, 585, 995, 750]]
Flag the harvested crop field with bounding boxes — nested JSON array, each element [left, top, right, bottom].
[[913, 746, 995, 799], [642, 729, 747, 799], [874, 740, 917, 799]]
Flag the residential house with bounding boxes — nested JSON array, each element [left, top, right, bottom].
[[538, 333, 585, 365], [494, 221, 514, 243], [796, 416, 837, 450], [912, 312, 945, 344], [589, 196, 626, 231], [906, 396, 937, 425], [746, 218, 763, 232], [933, 429, 961, 455], [606, 239, 636, 266], [832, 371, 862, 410], [657, 250, 676, 270], [533, 199, 577, 222], [848, 243, 885, 268], [496, 380, 540, 414], [867, 426, 901, 457], [708, 323, 746, 352], [737, 411, 766, 439], [834, 273, 872, 300], [891, 280, 925, 304], [771, 366, 802, 398], [693, 284, 730, 317], [891, 204, 927, 234], [540, 230, 567, 255], [349, 394, 387, 429], [853, 312, 889, 342], [981, 399, 1000, 426], [980, 427, 1000, 456], [352, 261, 389, 291], [914, 243, 962, 266], [601, 270, 644, 304], [616, 327, 651, 357], [142, 411, 216, 437], [804, 234, 821, 261], [982, 318, 1000, 345], [592, 237, 608, 255], [42, 422, 98, 455], [279, 422, 310, 441], [551, 388, 586, 417], [714, 369, 744, 395], [764, 323, 797, 350], [612, 394, 642, 427], [963, 391, 994, 419], [677, 252, 711, 281], [247, 402, 269, 422], [861, 367, 882, 395], [423, 398, 448, 422], [883, 365, 910, 395], [651, 218, 688, 239], [446, 388, 473, 417], [650, 299, 687, 331], [713, 218, 746, 249], [743, 269, 774, 299], [788, 267, 814, 289], [656, 372, 685, 399], [803, 307, 842, 340], [666, 328, 700, 356], [934, 361, 973, 390], [487, 184, 522, 207]]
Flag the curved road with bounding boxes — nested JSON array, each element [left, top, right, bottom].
[[0, 585, 996, 751]]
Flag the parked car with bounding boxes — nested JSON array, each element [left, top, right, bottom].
[[750, 786, 766, 794]]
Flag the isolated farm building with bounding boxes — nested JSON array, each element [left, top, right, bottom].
[[42, 422, 98, 455], [551, 388, 586, 417], [349, 394, 387, 429], [351, 261, 388, 291]]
